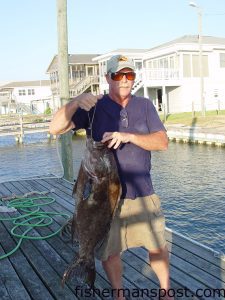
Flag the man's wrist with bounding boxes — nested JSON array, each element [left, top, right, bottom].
[[128, 133, 135, 143]]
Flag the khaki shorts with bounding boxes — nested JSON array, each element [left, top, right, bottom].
[[95, 194, 166, 261]]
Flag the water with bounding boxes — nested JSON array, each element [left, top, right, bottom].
[[0, 133, 224, 254]]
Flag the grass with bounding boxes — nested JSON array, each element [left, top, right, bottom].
[[161, 110, 225, 127]]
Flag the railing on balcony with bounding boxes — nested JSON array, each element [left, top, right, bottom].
[[143, 68, 180, 81]]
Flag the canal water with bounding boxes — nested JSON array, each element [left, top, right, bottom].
[[0, 133, 224, 254]]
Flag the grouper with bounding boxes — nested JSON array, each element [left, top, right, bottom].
[[62, 136, 121, 287]]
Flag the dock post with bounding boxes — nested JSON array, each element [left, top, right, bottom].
[[17, 114, 24, 143], [57, 0, 74, 182]]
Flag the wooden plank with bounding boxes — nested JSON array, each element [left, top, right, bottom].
[[166, 229, 225, 270], [0, 219, 54, 300], [166, 240, 225, 282], [37, 177, 74, 199], [129, 247, 222, 300], [0, 227, 31, 300], [45, 177, 75, 194], [122, 248, 201, 300], [0, 276, 11, 300], [17, 178, 73, 213], [0, 183, 12, 197]]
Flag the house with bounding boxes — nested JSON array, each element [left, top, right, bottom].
[[46, 54, 101, 110], [0, 80, 53, 115], [142, 35, 225, 113], [46, 35, 225, 114], [94, 35, 225, 113]]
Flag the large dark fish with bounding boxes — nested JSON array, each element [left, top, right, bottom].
[[62, 137, 121, 287]]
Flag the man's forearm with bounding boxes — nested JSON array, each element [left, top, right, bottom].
[[101, 130, 168, 151], [49, 99, 78, 135], [129, 131, 168, 151], [49, 93, 103, 135]]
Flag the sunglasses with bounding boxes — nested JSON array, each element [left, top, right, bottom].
[[120, 108, 128, 128], [110, 72, 136, 81]]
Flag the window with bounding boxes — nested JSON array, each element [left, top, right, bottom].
[[183, 54, 191, 77], [202, 55, 209, 76], [183, 54, 208, 77], [135, 61, 142, 70], [192, 55, 209, 77], [28, 89, 35, 95], [192, 55, 199, 77], [220, 53, 225, 68], [169, 56, 174, 68], [19, 89, 26, 96]]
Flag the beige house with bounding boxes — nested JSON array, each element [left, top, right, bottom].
[[46, 54, 100, 110]]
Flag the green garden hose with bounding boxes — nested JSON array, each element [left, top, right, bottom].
[[0, 196, 71, 259]]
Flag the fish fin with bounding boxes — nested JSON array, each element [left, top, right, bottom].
[[72, 179, 78, 197], [60, 216, 79, 244], [71, 215, 79, 244], [62, 257, 96, 288], [82, 179, 92, 200], [60, 217, 73, 243]]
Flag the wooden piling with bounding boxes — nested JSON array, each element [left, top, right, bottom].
[[57, 0, 74, 182]]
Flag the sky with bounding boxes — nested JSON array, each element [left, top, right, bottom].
[[1, 0, 225, 82]]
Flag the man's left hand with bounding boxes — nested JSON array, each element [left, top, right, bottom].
[[101, 132, 131, 149]]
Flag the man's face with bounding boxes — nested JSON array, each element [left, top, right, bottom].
[[106, 68, 135, 101]]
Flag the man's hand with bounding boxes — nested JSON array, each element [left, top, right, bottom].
[[101, 132, 131, 149], [76, 93, 103, 111]]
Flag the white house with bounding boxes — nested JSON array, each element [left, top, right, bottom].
[[0, 80, 53, 115], [94, 35, 225, 114]]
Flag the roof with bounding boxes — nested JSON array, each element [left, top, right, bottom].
[[148, 35, 225, 51], [0, 80, 50, 89], [46, 54, 101, 73], [92, 49, 147, 61]]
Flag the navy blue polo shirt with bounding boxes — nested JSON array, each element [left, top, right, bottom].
[[72, 95, 166, 200]]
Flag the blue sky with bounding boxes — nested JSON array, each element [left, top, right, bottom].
[[1, 0, 225, 82]]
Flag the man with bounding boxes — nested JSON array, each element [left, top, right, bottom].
[[50, 55, 173, 300]]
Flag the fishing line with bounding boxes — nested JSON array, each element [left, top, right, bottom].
[[0, 196, 71, 259], [88, 104, 97, 139]]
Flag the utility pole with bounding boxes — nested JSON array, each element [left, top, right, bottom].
[[189, 1, 205, 117], [198, 7, 205, 117], [57, 0, 74, 181]]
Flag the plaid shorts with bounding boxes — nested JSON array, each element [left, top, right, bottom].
[[95, 194, 167, 261]]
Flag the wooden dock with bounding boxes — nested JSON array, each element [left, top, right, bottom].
[[0, 122, 51, 142], [0, 177, 224, 300]]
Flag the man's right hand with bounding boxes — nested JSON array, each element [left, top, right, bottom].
[[75, 93, 103, 111]]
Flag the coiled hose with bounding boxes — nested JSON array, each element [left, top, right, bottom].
[[0, 196, 71, 259]]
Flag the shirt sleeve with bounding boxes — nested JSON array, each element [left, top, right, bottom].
[[71, 107, 89, 131], [146, 99, 166, 133]]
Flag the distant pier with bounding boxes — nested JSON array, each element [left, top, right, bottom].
[[0, 122, 55, 143]]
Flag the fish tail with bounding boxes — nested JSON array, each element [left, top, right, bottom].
[[62, 257, 96, 288]]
